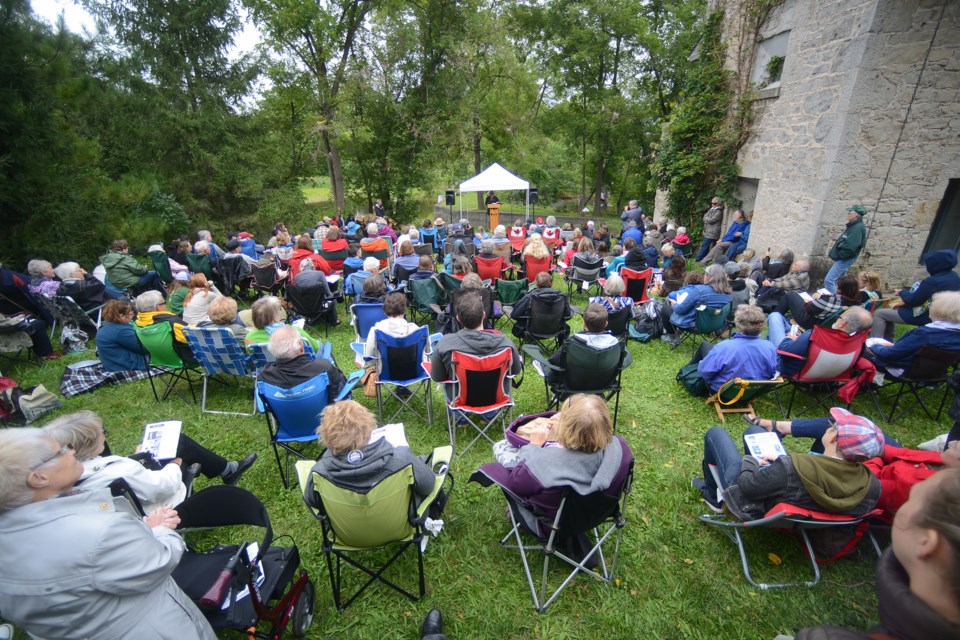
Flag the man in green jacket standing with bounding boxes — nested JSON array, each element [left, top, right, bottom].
[[824, 204, 867, 293]]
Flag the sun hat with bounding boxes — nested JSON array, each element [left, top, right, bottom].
[[434, 217, 445, 226], [175, 271, 190, 282], [829, 407, 884, 461]]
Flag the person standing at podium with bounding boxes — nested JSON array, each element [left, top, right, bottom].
[[485, 191, 500, 207]]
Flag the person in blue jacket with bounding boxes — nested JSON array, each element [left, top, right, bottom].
[[662, 264, 731, 345], [769, 306, 873, 376], [724, 212, 751, 261], [871, 249, 960, 341], [692, 304, 778, 393], [868, 291, 960, 371], [698, 209, 749, 265], [94, 299, 148, 371]]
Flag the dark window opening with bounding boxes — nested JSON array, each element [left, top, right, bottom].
[[921, 179, 960, 262]]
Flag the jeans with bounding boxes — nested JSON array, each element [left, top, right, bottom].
[[823, 258, 855, 294], [701, 425, 767, 498], [134, 271, 166, 296], [694, 238, 718, 263], [766, 311, 790, 347], [726, 241, 747, 261], [788, 417, 901, 454]]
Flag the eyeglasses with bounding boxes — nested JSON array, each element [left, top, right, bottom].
[[31, 444, 74, 470]]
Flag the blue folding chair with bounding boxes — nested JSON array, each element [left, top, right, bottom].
[[349, 303, 388, 360], [184, 326, 257, 416], [257, 370, 363, 489], [419, 227, 439, 252], [371, 326, 433, 425], [240, 238, 259, 261]]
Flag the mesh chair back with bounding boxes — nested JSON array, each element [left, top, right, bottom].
[[257, 375, 330, 442], [569, 256, 604, 284], [185, 253, 213, 278], [287, 282, 333, 325], [900, 345, 960, 381], [796, 326, 868, 381], [523, 255, 553, 283], [621, 268, 652, 304], [475, 256, 506, 283], [559, 337, 624, 393], [528, 294, 568, 338], [351, 303, 388, 342], [509, 227, 527, 253], [183, 326, 252, 377], [409, 278, 445, 316], [496, 279, 527, 306], [134, 322, 184, 368], [148, 251, 174, 284], [315, 467, 415, 547], [377, 326, 429, 384], [438, 272, 463, 296], [413, 244, 434, 258], [449, 288, 495, 332], [557, 482, 626, 536], [694, 303, 731, 334], [394, 264, 417, 287], [248, 340, 315, 371], [443, 239, 476, 258], [251, 263, 281, 292], [451, 348, 513, 412]]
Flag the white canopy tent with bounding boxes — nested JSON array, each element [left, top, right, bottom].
[[458, 162, 530, 222]]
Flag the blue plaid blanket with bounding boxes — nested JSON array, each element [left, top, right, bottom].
[[59, 361, 167, 398]]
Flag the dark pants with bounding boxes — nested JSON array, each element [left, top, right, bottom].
[[134, 271, 166, 296], [177, 434, 228, 478], [694, 238, 718, 262], [21, 317, 55, 357], [783, 291, 814, 329], [690, 341, 714, 365], [788, 418, 901, 454]]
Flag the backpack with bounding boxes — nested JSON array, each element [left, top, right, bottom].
[[676, 362, 709, 397], [0, 381, 61, 424], [629, 299, 665, 342]]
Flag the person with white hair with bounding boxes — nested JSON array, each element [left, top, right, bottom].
[[492, 224, 510, 246], [0, 428, 217, 640], [259, 325, 347, 402], [147, 244, 188, 277], [345, 256, 381, 296], [197, 229, 225, 262], [867, 291, 960, 372], [243, 296, 320, 352], [26, 259, 59, 297], [55, 261, 119, 310], [360, 222, 392, 269], [376, 217, 398, 244], [133, 290, 194, 362], [291, 259, 339, 325]]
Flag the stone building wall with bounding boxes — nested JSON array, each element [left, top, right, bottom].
[[720, 0, 959, 288]]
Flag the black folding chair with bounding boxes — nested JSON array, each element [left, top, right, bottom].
[[879, 345, 960, 422]]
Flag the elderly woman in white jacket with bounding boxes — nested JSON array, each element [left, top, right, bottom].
[[43, 411, 257, 512], [0, 428, 216, 639]]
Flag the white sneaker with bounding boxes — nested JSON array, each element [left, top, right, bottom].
[[0, 623, 14, 640]]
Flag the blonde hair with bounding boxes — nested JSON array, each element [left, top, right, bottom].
[[858, 270, 882, 292], [523, 236, 550, 260], [317, 400, 377, 455], [207, 296, 238, 325], [553, 395, 612, 453]]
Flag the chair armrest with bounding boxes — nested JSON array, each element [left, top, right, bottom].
[[336, 369, 366, 401], [319, 341, 333, 361], [415, 445, 454, 519], [621, 349, 633, 369], [776, 350, 806, 360], [521, 344, 553, 369], [294, 461, 322, 520]]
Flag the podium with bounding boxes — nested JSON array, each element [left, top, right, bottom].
[[486, 204, 500, 230]]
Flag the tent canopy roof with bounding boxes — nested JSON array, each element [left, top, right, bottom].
[[459, 163, 529, 193]]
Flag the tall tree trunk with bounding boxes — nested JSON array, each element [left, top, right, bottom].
[[473, 116, 483, 212], [593, 152, 605, 215], [321, 130, 346, 215]]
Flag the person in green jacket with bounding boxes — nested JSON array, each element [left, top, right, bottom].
[[100, 239, 165, 295], [824, 205, 867, 294]]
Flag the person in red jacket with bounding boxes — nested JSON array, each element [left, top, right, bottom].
[[287, 234, 331, 280]]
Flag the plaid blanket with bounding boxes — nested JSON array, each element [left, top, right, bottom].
[[59, 362, 168, 398]]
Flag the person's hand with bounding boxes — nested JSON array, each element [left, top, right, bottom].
[[144, 507, 180, 530], [135, 445, 143, 453], [943, 441, 960, 468], [170, 457, 183, 466], [527, 425, 550, 447], [894, 289, 902, 298], [763, 279, 772, 287], [758, 454, 780, 466], [734, 232, 741, 237]]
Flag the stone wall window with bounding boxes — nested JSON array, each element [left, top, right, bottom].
[[751, 30, 791, 88], [922, 179, 960, 259]]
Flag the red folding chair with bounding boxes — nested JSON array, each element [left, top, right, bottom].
[[508, 226, 527, 255], [474, 255, 508, 285], [442, 347, 515, 457], [620, 267, 653, 305], [775, 326, 878, 417], [523, 255, 553, 284], [541, 226, 562, 250], [700, 501, 883, 589]]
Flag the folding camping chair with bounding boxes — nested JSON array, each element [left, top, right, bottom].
[[437, 272, 463, 298], [251, 262, 286, 298], [348, 303, 388, 357], [564, 255, 604, 300], [508, 226, 527, 257], [672, 302, 731, 355], [183, 326, 257, 416], [247, 340, 321, 377], [518, 293, 570, 356], [55, 295, 104, 334], [32, 294, 69, 339], [700, 502, 883, 589], [469, 451, 634, 612], [523, 336, 632, 430], [495, 279, 527, 329], [185, 253, 213, 279], [295, 447, 453, 612], [705, 377, 784, 423], [441, 348, 515, 456], [134, 322, 198, 404], [319, 248, 349, 271], [521, 255, 553, 284], [370, 326, 434, 425], [148, 250, 174, 284], [620, 267, 652, 305], [219, 258, 254, 300], [474, 255, 508, 286], [604, 306, 632, 340], [257, 370, 363, 488], [879, 344, 960, 423], [419, 227, 439, 253], [407, 277, 444, 327], [286, 282, 337, 337], [775, 326, 875, 417]]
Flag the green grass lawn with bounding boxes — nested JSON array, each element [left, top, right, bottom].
[[4, 285, 945, 639]]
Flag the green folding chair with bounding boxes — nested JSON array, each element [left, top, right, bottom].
[[407, 277, 445, 326], [295, 446, 453, 612], [673, 303, 731, 355], [185, 253, 213, 279], [133, 321, 197, 403], [148, 250, 174, 284], [705, 376, 784, 423]]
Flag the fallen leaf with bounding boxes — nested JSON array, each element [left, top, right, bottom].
[[630, 589, 638, 597], [641, 516, 650, 525], [614, 578, 621, 586], [663, 460, 674, 468], [768, 553, 782, 565], [683, 558, 694, 565]]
